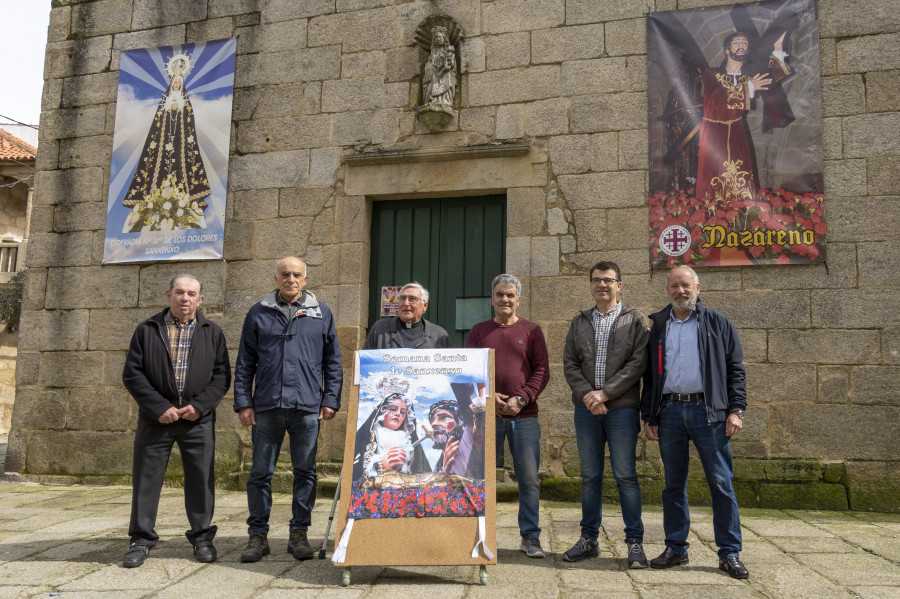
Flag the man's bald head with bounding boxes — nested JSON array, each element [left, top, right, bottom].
[[276, 256, 306, 274]]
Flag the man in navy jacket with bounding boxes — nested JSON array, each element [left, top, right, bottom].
[[234, 257, 343, 563], [122, 274, 231, 568], [641, 265, 749, 579]]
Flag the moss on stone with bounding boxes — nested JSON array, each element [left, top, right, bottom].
[[497, 481, 520, 502], [846, 461, 900, 512], [733, 458, 766, 481], [764, 459, 822, 482], [733, 481, 759, 507], [639, 478, 666, 504], [540, 477, 581, 502], [213, 431, 243, 474], [562, 454, 581, 477], [758, 483, 848, 510], [823, 461, 845, 484]]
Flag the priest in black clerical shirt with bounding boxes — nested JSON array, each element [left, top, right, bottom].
[[362, 282, 452, 349]]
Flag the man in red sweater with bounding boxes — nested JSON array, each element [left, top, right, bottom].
[[465, 274, 550, 557]]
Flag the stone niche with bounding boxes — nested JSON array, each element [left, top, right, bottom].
[[415, 16, 462, 133]]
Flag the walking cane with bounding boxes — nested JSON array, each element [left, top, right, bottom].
[[318, 466, 343, 559]]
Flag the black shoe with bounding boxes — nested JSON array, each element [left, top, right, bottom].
[[626, 538, 648, 569], [562, 535, 599, 562], [719, 555, 749, 579], [288, 529, 314, 561], [650, 547, 689, 569], [123, 544, 150, 568], [240, 532, 270, 563], [193, 543, 217, 563]]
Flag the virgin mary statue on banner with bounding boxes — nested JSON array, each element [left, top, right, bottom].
[[121, 52, 211, 233]]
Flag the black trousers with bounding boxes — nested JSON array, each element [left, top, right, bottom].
[[129, 418, 217, 546]]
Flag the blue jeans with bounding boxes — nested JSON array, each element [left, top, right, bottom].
[[496, 416, 541, 539], [247, 408, 320, 534], [658, 398, 742, 559], [573, 404, 643, 541]]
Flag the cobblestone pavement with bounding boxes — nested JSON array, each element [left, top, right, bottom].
[[0, 481, 897, 599]]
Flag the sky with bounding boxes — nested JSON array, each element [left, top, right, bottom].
[[0, 2, 52, 127]]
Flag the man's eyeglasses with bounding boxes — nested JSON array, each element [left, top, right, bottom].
[[397, 295, 422, 304], [590, 277, 619, 286]]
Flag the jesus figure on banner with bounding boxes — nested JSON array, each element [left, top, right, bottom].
[[696, 31, 791, 205]]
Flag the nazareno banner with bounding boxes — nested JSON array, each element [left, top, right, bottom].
[[647, 0, 825, 268], [103, 38, 236, 264]]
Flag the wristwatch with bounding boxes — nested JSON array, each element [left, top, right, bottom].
[[516, 395, 526, 408], [731, 409, 744, 420]]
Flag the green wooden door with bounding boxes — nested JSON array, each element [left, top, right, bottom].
[[368, 195, 506, 347]]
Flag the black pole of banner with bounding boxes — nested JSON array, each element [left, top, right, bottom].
[[318, 465, 343, 560]]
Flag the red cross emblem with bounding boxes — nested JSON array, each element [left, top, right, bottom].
[[659, 225, 692, 256]]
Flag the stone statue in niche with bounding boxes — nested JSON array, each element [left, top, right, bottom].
[[422, 26, 457, 107], [417, 25, 458, 131]]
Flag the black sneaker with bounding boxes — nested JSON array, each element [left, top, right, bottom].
[[519, 537, 546, 558], [240, 532, 270, 563], [562, 535, 599, 562], [123, 543, 150, 568], [626, 538, 648, 568], [288, 529, 314, 561]]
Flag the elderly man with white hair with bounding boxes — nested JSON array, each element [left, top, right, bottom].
[[363, 281, 451, 349], [641, 265, 749, 579]]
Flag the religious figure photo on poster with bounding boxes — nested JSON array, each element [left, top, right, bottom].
[[647, 0, 825, 267], [120, 52, 211, 234], [349, 349, 488, 520], [103, 38, 236, 264]]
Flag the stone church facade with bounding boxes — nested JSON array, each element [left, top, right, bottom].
[[7, 0, 898, 511]]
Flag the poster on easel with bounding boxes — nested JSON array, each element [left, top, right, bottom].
[[332, 348, 496, 566]]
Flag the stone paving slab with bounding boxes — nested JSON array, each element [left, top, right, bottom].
[[847, 586, 900, 599], [0, 482, 896, 598]]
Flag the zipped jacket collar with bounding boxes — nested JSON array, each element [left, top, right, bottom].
[[260, 289, 323, 319]]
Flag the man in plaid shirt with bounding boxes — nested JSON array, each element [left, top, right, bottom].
[[122, 275, 231, 568], [562, 261, 649, 566]]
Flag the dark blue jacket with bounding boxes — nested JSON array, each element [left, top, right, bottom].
[[641, 299, 746, 426], [234, 289, 343, 414]]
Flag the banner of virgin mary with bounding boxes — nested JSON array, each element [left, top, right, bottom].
[[103, 38, 236, 264], [647, 0, 825, 268]]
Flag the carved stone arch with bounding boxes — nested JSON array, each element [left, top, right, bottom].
[[414, 15, 463, 51]]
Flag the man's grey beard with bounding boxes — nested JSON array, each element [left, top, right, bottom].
[[672, 294, 698, 312], [431, 427, 450, 449]]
